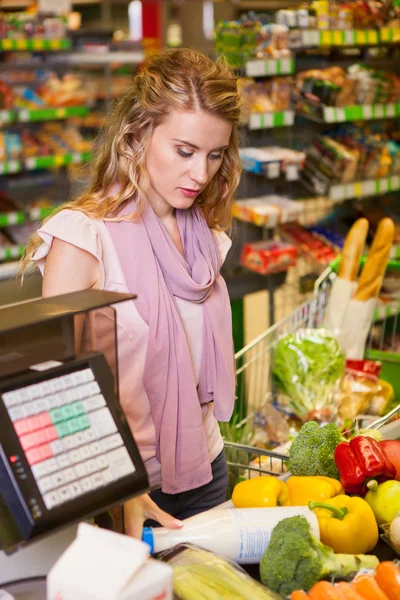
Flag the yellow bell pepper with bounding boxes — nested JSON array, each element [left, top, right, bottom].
[[286, 476, 344, 506], [309, 495, 379, 554], [232, 476, 290, 508]]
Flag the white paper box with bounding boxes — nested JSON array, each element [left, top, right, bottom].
[[47, 523, 173, 600]]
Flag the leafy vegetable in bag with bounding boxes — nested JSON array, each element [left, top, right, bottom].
[[273, 328, 345, 419]]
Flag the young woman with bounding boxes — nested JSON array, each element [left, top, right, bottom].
[[21, 48, 242, 539]]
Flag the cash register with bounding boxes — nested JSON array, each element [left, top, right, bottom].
[[0, 290, 149, 597]]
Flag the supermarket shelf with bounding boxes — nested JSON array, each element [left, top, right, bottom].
[[0, 245, 24, 262], [0, 38, 71, 52], [28, 206, 56, 221], [374, 300, 400, 321], [300, 103, 400, 124], [48, 51, 144, 66], [245, 57, 294, 77], [380, 28, 400, 43], [0, 110, 14, 125], [0, 106, 90, 125], [248, 111, 295, 130], [0, 211, 25, 227], [297, 29, 379, 47], [329, 176, 400, 202], [17, 106, 90, 123], [0, 152, 91, 175]]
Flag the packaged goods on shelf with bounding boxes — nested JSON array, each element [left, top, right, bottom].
[[0, 11, 67, 40], [238, 77, 291, 125], [215, 18, 291, 67], [240, 147, 305, 179], [233, 195, 302, 228], [280, 222, 339, 267], [241, 240, 298, 275], [295, 64, 400, 120], [302, 125, 400, 195]]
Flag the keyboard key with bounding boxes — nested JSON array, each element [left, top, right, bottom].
[[44, 457, 59, 475], [61, 405, 75, 421], [77, 415, 91, 431], [81, 368, 95, 383], [50, 408, 64, 425], [69, 481, 83, 498], [102, 468, 116, 484], [74, 463, 88, 478], [2, 391, 19, 408], [82, 429, 95, 443], [74, 432, 87, 447], [29, 384, 41, 400], [57, 454, 71, 469], [88, 442, 102, 457], [81, 476, 93, 492], [43, 490, 60, 510], [79, 445, 92, 460], [68, 449, 81, 464], [106, 447, 136, 479], [47, 394, 62, 409], [58, 485, 72, 504], [83, 394, 106, 413], [51, 377, 63, 393], [34, 399, 49, 413], [38, 444, 53, 462], [56, 422, 70, 438], [100, 433, 124, 453], [91, 471, 107, 490], [24, 403, 38, 418], [68, 417, 82, 435], [72, 402, 85, 417], [51, 472, 66, 488], [88, 381, 101, 396], [38, 413, 52, 428], [89, 408, 117, 439], [8, 405, 25, 422], [84, 459, 99, 475], [20, 432, 38, 451], [50, 439, 65, 455], [26, 447, 41, 465], [43, 426, 58, 443], [37, 476, 53, 494], [62, 467, 75, 483], [95, 455, 108, 470], [31, 462, 49, 479], [14, 418, 32, 436]]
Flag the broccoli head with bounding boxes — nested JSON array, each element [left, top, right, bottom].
[[259, 516, 379, 596], [289, 421, 341, 479]]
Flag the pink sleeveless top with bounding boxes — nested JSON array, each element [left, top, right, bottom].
[[33, 209, 231, 489]]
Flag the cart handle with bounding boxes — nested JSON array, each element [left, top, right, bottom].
[[329, 255, 400, 274]]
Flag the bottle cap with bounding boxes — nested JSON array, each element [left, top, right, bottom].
[[142, 527, 154, 554]]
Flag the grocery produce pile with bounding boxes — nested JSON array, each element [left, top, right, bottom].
[[234, 423, 400, 598]]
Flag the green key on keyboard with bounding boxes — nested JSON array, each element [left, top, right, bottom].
[[50, 408, 64, 424], [71, 401, 85, 417], [56, 421, 70, 438], [77, 414, 90, 430]]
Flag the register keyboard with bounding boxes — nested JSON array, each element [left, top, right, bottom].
[[0, 354, 148, 542]]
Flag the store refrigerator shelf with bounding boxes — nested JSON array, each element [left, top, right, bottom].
[[297, 29, 379, 47], [300, 103, 400, 123], [0, 38, 71, 52], [16, 106, 89, 123], [0, 211, 25, 228], [245, 57, 294, 77], [0, 244, 24, 262], [0, 160, 22, 175], [0, 260, 20, 281], [248, 110, 295, 130], [329, 175, 400, 202]]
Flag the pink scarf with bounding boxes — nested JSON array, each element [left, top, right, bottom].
[[105, 200, 235, 494]]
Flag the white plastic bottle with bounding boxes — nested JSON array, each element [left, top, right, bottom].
[[142, 506, 319, 564]]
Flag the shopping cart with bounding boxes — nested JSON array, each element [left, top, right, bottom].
[[224, 258, 400, 488]]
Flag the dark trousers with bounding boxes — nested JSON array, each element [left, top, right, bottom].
[[145, 449, 228, 526]]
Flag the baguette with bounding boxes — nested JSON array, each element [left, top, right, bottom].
[[354, 217, 395, 301], [338, 218, 369, 281]]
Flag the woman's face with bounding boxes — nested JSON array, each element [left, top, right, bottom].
[[145, 108, 232, 218]]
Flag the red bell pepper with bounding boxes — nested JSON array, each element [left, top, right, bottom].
[[334, 436, 396, 496]]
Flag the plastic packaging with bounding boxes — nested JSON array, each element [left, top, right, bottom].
[[142, 506, 319, 564], [272, 328, 345, 420], [157, 543, 281, 600]]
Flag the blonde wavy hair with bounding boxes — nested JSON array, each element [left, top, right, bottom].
[[20, 47, 242, 274]]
